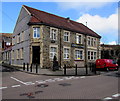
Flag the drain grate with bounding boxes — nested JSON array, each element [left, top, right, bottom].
[[36, 84, 49, 88], [59, 83, 71, 87]]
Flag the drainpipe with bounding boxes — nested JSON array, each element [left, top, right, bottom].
[[84, 34, 88, 74], [59, 29, 62, 68]]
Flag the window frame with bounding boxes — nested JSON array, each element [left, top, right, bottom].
[[75, 49, 84, 60], [50, 27, 58, 40], [63, 47, 70, 59], [33, 27, 40, 38], [88, 50, 97, 60], [49, 45, 58, 60], [64, 31, 70, 42], [76, 34, 82, 44]]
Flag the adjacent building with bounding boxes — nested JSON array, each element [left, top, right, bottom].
[[11, 5, 101, 68], [101, 44, 120, 60], [0, 33, 12, 64]]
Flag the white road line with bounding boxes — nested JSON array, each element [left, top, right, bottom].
[[53, 78, 64, 81], [112, 93, 120, 97], [11, 77, 35, 85], [80, 76, 85, 78], [12, 85, 21, 88], [36, 80, 46, 84], [45, 79, 56, 82], [24, 82, 35, 85], [103, 97, 112, 100], [63, 77, 74, 80], [0, 87, 7, 90], [10, 77, 26, 85]]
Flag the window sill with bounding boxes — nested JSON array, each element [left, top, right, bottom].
[[74, 59, 84, 61]]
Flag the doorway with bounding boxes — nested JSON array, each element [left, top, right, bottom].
[[32, 46, 40, 64]]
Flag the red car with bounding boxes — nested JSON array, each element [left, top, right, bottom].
[[96, 59, 119, 71]]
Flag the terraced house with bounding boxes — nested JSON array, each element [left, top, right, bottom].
[[11, 5, 101, 68]]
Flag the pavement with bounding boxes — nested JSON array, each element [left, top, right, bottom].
[[2, 63, 100, 76]]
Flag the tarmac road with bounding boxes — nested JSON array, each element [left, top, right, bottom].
[[1, 65, 120, 100]]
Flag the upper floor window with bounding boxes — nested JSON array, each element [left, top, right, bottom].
[[33, 27, 40, 38], [75, 50, 83, 60], [20, 31, 24, 42], [50, 28, 57, 40], [63, 47, 70, 59], [91, 38, 94, 46], [17, 34, 20, 44], [64, 31, 70, 42], [88, 37, 90, 46], [76, 34, 82, 44], [50, 47, 57, 59], [94, 38, 97, 47]]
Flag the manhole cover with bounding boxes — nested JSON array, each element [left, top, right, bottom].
[[59, 83, 71, 87], [36, 84, 48, 88]]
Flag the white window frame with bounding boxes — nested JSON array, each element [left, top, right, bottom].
[[33, 27, 40, 38], [50, 27, 58, 40], [63, 47, 70, 59], [64, 31, 70, 42], [76, 33, 82, 44], [49, 45, 58, 59], [88, 50, 97, 60], [87, 37, 91, 46], [94, 38, 97, 47], [75, 49, 84, 60], [91, 38, 94, 46]]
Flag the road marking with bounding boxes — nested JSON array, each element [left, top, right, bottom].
[[36, 80, 46, 84], [103, 97, 112, 100], [11, 77, 26, 85], [0, 87, 7, 90], [53, 78, 64, 81], [12, 85, 21, 88], [112, 93, 120, 97], [11, 77, 35, 85], [45, 79, 56, 82], [24, 82, 35, 85], [80, 76, 85, 78], [63, 76, 74, 80]]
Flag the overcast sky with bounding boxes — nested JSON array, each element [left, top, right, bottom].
[[0, 0, 119, 45]]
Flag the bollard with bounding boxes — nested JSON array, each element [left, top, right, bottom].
[[36, 64, 38, 73], [30, 64, 32, 72], [27, 63, 29, 71], [64, 64, 66, 75], [23, 63, 25, 70], [85, 64, 88, 75], [94, 63, 96, 74], [75, 64, 77, 75]]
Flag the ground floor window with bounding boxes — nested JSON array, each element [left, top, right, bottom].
[[75, 50, 83, 60], [88, 51, 97, 60], [63, 47, 70, 59], [50, 47, 57, 59]]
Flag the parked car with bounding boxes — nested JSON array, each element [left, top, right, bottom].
[[96, 59, 119, 71]]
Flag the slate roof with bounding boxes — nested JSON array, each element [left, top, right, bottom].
[[23, 5, 101, 38]]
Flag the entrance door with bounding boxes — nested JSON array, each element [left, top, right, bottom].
[[32, 46, 40, 64]]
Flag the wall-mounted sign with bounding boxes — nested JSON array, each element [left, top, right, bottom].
[[71, 43, 84, 48]]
